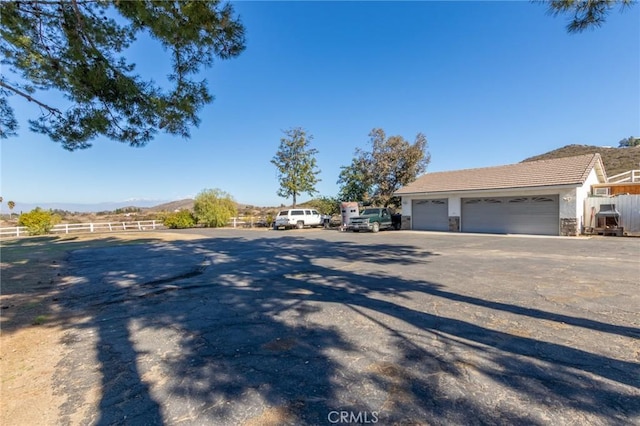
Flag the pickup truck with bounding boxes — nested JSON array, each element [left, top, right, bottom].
[[347, 207, 400, 233]]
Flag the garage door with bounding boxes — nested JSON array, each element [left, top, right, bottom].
[[412, 199, 449, 231], [462, 195, 559, 235]]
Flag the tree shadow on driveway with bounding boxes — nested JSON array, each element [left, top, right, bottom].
[[52, 235, 640, 425]]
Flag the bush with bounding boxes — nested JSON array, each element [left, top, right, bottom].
[[18, 207, 61, 235], [162, 210, 196, 229], [307, 196, 340, 215], [265, 212, 275, 227], [194, 188, 237, 228]]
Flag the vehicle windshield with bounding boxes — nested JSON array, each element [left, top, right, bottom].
[[361, 209, 380, 215]]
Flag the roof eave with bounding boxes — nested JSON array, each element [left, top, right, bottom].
[[395, 183, 584, 197], [594, 154, 608, 182]]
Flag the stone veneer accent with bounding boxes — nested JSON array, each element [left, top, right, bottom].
[[560, 218, 578, 236], [401, 215, 411, 230], [449, 216, 460, 232]]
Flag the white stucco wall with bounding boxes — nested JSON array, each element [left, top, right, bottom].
[[559, 188, 577, 218], [401, 184, 586, 221], [576, 167, 602, 230], [448, 197, 461, 217], [400, 197, 412, 216]]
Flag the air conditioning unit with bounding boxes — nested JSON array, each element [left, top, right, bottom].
[[593, 187, 610, 196]]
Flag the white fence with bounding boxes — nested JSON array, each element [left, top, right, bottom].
[[608, 170, 640, 183], [584, 195, 640, 235], [227, 217, 271, 228], [0, 220, 163, 238]]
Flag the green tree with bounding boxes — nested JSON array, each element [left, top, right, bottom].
[[338, 128, 430, 208], [18, 207, 61, 235], [618, 136, 640, 147], [543, 0, 636, 33], [337, 156, 373, 202], [307, 196, 340, 216], [0, 1, 245, 150], [7, 200, 15, 219], [193, 188, 236, 227], [162, 209, 196, 229], [271, 127, 321, 207]]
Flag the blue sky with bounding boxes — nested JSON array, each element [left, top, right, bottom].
[[1, 1, 639, 209]]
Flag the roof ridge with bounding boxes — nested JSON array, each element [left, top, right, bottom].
[[396, 153, 603, 195], [423, 153, 599, 176], [581, 153, 605, 182], [522, 152, 597, 163]]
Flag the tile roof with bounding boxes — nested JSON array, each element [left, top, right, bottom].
[[395, 153, 605, 195]]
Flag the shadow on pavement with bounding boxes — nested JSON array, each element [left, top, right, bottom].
[[49, 236, 639, 424]]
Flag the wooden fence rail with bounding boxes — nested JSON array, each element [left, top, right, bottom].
[[0, 217, 271, 238], [0, 220, 163, 238], [608, 170, 640, 183]]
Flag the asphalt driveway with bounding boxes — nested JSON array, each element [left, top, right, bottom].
[[54, 229, 639, 425]]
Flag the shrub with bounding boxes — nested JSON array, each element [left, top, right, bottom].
[[194, 188, 237, 228], [307, 196, 340, 215], [162, 210, 196, 229], [265, 212, 275, 227], [18, 207, 61, 235]]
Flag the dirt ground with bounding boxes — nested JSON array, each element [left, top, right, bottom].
[[0, 231, 210, 426]]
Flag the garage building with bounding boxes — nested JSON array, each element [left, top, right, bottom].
[[395, 154, 607, 236]]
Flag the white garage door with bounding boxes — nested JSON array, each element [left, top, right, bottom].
[[412, 199, 449, 231], [462, 195, 559, 235]]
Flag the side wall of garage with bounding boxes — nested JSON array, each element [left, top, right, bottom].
[[572, 168, 602, 235]]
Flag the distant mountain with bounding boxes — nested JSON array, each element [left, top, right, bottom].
[[5, 199, 169, 214], [146, 199, 195, 212], [4, 198, 264, 216], [522, 145, 640, 177], [146, 199, 259, 212]]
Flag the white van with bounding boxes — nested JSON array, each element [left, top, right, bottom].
[[274, 209, 322, 229]]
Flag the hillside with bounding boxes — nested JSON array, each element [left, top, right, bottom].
[[522, 145, 640, 177], [146, 198, 195, 212], [146, 199, 261, 213]]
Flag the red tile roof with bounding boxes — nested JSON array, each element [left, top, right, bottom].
[[395, 153, 605, 195]]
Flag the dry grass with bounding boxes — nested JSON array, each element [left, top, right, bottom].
[[522, 144, 640, 176]]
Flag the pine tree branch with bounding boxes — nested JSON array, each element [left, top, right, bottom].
[[0, 80, 61, 115], [32, 0, 98, 4]]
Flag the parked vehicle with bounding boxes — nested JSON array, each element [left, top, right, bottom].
[[347, 207, 400, 232], [274, 209, 322, 230]]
